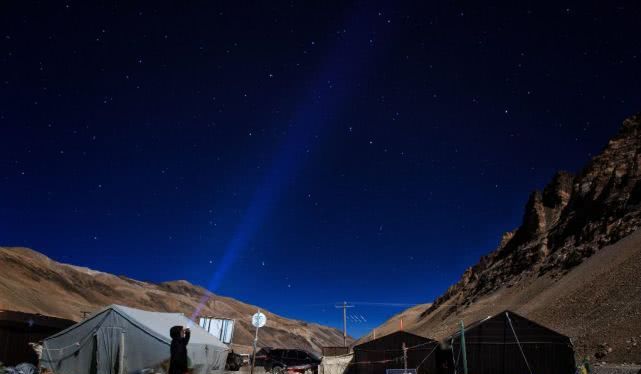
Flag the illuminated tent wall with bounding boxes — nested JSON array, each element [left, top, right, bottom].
[[41, 304, 229, 374], [445, 310, 575, 374], [352, 331, 442, 374], [319, 353, 354, 374]]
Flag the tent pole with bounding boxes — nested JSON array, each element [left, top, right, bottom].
[[119, 331, 125, 374], [460, 321, 468, 374], [402, 342, 408, 374], [505, 312, 533, 374]]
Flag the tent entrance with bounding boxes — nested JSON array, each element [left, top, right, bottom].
[[96, 327, 125, 374]]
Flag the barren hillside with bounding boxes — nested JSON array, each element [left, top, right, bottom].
[[362, 113, 641, 364], [0, 247, 352, 354]]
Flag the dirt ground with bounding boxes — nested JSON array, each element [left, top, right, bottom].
[[225, 366, 266, 374], [591, 364, 641, 374]]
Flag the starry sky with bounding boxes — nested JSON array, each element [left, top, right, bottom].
[[1, 1, 641, 338]]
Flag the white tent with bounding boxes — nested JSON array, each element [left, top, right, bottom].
[[41, 304, 229, 374]]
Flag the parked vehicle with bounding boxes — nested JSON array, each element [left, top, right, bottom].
[[225, 350, 244, 371], [253, 348, 321, 373], [239, 353, 251, 366]]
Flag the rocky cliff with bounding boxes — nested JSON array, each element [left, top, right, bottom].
[[429, 113, 641, 312], [363, 113, 641, 363]]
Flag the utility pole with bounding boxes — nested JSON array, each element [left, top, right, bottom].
[[335, 301, 354, 347]]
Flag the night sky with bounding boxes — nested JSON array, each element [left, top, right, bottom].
[[2, 1, 641, 337]]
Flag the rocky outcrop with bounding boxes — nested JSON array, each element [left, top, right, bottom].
[[357, 113, 641, 363], [428, 113, 641, 313]]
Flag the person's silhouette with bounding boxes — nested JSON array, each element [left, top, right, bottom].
[[169, 325, 191, 374]]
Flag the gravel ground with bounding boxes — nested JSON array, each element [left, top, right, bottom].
[[592, 364, 641, 374], [227, 363, 641, 374]]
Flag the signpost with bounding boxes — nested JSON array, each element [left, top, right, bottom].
[[250, 310, 267, 374], [252, 311, 267, 328]]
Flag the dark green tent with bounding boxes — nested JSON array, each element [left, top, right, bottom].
[[352, 331, 442, 374], [444, 310, 576, 374]]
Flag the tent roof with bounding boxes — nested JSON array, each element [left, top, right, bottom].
[[445, 309, 570, 342], [0, 309, 75, 329], [355, 330, 434, 345], [111, 305, 227, 348], [45, 304, 227, 350], [353, 330, 437, 350]]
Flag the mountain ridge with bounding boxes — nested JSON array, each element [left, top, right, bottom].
[[0, 246, 352, 354], [361, 112, 641, 363]]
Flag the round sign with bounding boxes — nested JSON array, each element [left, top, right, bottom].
[[252, 312, 267, 328]]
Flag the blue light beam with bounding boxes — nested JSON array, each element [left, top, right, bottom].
[[193, 6, 395, 319]]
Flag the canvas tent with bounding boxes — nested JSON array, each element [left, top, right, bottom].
[[0, 310, 75, 366], [41, 304, 229, 374], [352, 331, 441, 374], [445, 310, 575, 374]]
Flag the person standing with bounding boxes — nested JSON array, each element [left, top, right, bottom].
[[169, 325, 191, 374]]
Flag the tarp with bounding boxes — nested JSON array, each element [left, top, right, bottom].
[[40, 304, 229, 374], [319, 353, 353, 374]]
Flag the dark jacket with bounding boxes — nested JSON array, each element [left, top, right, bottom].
[[169, 326, 191, 374]]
